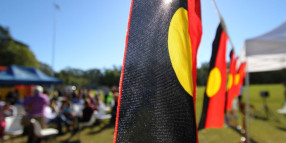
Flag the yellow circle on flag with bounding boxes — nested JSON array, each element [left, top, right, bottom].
[[227, 74, 233, 91], [206, 67, 222, 97], [168, 8, 193, 96], [235, 74, 240, 85]]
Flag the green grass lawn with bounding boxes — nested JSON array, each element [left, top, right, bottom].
[[9, 84, 286, 143], [197, 84, 286, 143], [9, 121, 115, 143]]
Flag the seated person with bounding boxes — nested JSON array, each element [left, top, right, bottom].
[[78, 99, 94, 123], [0, 104, 12, 140], [86, 92, 96, 110], [45, 99, 59, 124], [52, 101, 76, 134], [61, 101, 75, 119], [72, 94, 84, 105]]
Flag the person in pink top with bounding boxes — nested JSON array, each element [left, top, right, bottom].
[[23, 86, 50, 143], [23, 85, 50, 128]]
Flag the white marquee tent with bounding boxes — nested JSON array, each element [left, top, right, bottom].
[[238, 21, 286, 72], [239, 21, 286, 142]]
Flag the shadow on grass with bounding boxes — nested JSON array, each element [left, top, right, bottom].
[[60, 140, 81, 143], [253, 114, 282, 124], [225, 116, 259, 143], [87, 123, 114, 135], [253, 115, 268, 121], [227, 124, 258, 143], [56, 121, 114, 142], [276, 126, 286, 132], [57, 131, 81, 143]]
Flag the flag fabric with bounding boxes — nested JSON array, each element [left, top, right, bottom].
[[226, 50, 237, 110], [237, 62, 247, 89], [199, 23, 227, 129], [232, 57, 240, 97], [113, 0, 202, 142]]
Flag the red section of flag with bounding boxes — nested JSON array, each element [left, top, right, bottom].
[[188, 0, 202, 102], [232, 57, 240, 97], [188, 0, 202, 141], [113, 0, 134, 142], [204, 30, 228, 129], [237, 62, 247, 90]]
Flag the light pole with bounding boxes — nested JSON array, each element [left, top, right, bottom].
[[51, 3, 60, 91]]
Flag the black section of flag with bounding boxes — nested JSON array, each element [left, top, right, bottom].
[[198, 24, 223, 130], [116, 1, 196, 142]]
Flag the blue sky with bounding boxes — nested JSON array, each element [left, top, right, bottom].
[[0, 0, 285, 71]]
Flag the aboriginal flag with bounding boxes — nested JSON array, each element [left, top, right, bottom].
[[199, 23, 227, 129], [226, 50, 236, 110], [237, 62, 247, 90], [232, 57, 240, 97], [113, 0, 202, 142]]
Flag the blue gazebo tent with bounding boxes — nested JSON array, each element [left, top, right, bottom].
[[0, 65, 62, 85]]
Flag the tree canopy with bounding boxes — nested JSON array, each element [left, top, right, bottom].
[[55, 67, 121, 88], [1, 25, 285, 88], [0, 26, 38, 67], [196, 62, 286, 86]]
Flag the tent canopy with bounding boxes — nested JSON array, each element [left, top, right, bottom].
[[243, 21, 286, 72], [0, 65, 62, 85], [241, 21, 286, 143]]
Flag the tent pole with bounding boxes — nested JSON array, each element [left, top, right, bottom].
[[245, 66, 250, 143]]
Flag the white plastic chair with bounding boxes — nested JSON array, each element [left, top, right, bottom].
[[5, 116, 23, 142], [14, 105, 26, 116], [11, 106, 17, 116], [96, 103, 112, 120], [77, 111, 97, 139], [78, 111, 97, 128], [30, 119, 58, 141], [95, 111, 111, 120]]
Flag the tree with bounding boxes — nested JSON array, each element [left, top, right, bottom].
[[197, 62, 209, 86], [250, 69, 286, 84], [99, 66, 121, 87], [39, 62, 53, 76], [55, 68, 89, 87], [84, 69, 102, 86], [54, 66, 121, 88], [0, 26, 38, 67]]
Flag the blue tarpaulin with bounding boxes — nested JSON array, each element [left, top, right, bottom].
[[0, 65, 62, 85]]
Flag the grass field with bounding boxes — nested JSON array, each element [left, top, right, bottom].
[[9, 84, 286, 143], [197, 84, 286, 143]]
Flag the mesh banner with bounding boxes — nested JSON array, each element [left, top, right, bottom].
[[199, 23, 227, 129], [237, 63, 247, 92], [114, 0, 202, 142], [226, 50, 236, 110]]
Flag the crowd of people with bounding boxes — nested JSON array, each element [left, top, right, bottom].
[[0, 85, 119, 142]]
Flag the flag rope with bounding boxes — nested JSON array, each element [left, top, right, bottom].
[[211, 0, 235, 51]]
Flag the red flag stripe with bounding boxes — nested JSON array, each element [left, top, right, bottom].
[[113, 0, 134, 142], [188, 0, 202, 142]]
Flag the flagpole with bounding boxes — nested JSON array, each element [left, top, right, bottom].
[[211, 0, 235, 50], [212, 0, 251, 142], [245, 62, 250, 143]]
